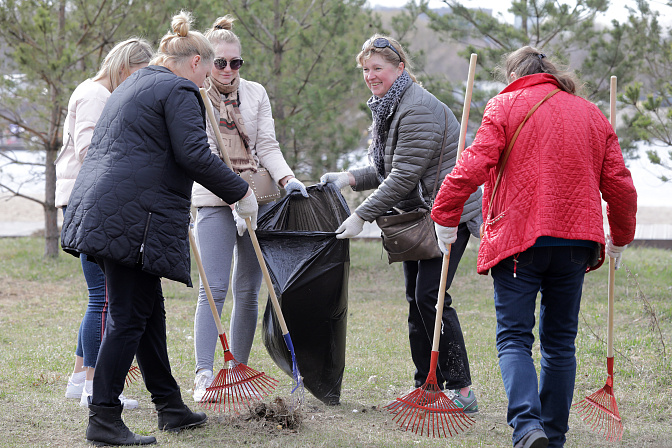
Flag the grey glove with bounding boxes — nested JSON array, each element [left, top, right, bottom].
[[284, 177, 309, 197], [234, 191, 258, 232], [335, 213, 364, 239], [320, 172, 351, 190], [606, 234, 626, 270], [231, 209, 247, 237]]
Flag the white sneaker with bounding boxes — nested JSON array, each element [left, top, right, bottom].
[[65, 371, 86, 399], [80, 383, 92, 408], [193, 370, 214, 402], [119, 393, 138, 410], [79, 383, 139, 410]]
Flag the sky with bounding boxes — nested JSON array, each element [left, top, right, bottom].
[[366, 0, 671, 25]]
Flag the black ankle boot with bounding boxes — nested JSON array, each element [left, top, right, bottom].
[[154, 390, 207, 432], [86, 403, 156, 446]]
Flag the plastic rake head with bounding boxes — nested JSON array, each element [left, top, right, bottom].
[[574, 377, 623, 442], [386, 383, 475, 438], [199, 359, 278, 414], [125, 365, 141, 386]]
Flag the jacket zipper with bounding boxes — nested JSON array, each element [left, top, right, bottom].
[[138, 212, 153, 265]]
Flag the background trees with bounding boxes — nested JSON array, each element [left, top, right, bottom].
[[219, 0, 376, 178], [0, 0, 187, 257], [1, 0, 670, 258]]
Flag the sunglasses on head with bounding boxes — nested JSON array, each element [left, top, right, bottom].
[[213, 58, 244, 70], [364, 37, 401, 60]]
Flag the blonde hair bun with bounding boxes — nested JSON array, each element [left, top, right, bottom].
[[172, 10, 192, 37], [213, 15, 235, 31]]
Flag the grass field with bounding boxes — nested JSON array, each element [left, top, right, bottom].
[[0, 237, 670, 447]]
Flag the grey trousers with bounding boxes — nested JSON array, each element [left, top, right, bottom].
[[193, 204, 271, 372]]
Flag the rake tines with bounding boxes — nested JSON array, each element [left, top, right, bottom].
[[574, 358, 623, 442], [125, 365, 141, 386], [386, 351, 474, 438], [199, 335, 279, 414], [386, 380, 474, 438]]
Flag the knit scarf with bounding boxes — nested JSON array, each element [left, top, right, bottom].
[[366, 70, 411, 180], [205, 75, 256, 173]]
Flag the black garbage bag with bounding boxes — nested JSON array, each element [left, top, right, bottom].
[[256, 183, 350, 405]]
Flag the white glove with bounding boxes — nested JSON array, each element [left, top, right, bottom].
[[435, 223, 458, 255], [335, 213, 365, 239], [284, 177, 309, 197], [234, 190, 258, 232], [320, 172, 351, 190], [231, 209, 247, 236], [606, 234, 626, 270]]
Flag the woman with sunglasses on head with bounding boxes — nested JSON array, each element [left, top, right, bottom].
[[320, 34, 482, 413], [190, 15, 308, 402], [61, 11, 258, 446], [431, 47, 636, 447], [58, 37, 153, 411]]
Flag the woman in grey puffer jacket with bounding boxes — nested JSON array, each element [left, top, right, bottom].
[[320, 34, 482, 413]]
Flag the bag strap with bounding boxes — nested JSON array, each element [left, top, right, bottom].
[[429, 108, 450, 203], [484, 88, 560, 221]]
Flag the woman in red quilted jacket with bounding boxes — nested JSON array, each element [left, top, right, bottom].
[[431, 46, 637, 448]]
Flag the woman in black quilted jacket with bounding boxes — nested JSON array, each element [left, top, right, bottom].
[[61, 11, 258, 446], [320, 34, 482, 413]]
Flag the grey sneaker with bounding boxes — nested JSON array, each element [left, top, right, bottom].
[[447, 389, 478, 414]]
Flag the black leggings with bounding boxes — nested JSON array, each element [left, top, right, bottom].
[[403, 222, 472, 390]]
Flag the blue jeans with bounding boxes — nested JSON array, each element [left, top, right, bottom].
[[76, 254, 108, 368], [63, 206, 108, 368], [491, 245, 591, 448]]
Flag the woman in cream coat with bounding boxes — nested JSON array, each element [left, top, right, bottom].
[[191, 15, 308, 401]]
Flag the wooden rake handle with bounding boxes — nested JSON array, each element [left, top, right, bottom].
[[245, 217, 291, 336], [431, 53, 477, 352], [607, 75, 617, 360], [197, 87, 283, 333], [188, 225, 225, 337], [199, 88, 233, 168]]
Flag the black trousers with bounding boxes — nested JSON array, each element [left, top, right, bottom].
[[92, 258, 180, 406], [403, 222, 472, 390]]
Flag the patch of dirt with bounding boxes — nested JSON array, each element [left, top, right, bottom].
[[216, 397, 304, 434]]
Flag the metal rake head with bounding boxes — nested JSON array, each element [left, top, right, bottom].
[[199, 361, 278, 413], [574, 386, 623, 442], [386, 383, 474, 438]]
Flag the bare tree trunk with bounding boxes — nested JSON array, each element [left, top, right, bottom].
[[271, 0, 286, 149], [42, 0, 67, 259], [44, 141, 59, 257]]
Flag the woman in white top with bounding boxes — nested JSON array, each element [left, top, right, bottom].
[[191, 15, 308, 401], [57, 37, 153, 409]]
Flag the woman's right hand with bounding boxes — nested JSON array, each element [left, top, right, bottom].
[[320, 172, 353, 190], [234, 188, 258, 231]]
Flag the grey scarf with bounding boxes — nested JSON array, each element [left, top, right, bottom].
[[366, 70, 411, 180]]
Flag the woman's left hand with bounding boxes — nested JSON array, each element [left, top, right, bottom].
[[335, 213, 365, 239], [284, 177, 309, 197]]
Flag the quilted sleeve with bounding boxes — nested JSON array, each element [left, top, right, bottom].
[[432, 97, 506, 226], [599, 121, 637, 246], [354, 104, 439, 221], [165, 83, 249, 204]]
